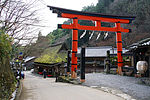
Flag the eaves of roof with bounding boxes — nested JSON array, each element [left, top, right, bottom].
[[47, 6, 136, 21]]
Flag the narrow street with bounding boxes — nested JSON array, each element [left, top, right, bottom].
[[18, 71, 124, 100]]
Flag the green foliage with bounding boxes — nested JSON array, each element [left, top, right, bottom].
[[0, 29, 16, 99], [0, 67, 16, 99], [0, 30, 12, 59], [110, 56, 131, 66], [82, 4, 97, 12], [47, 29, 69, 45], [47, 33, 55, 44]]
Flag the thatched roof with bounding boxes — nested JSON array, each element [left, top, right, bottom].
[[34, 43, 68, 64]]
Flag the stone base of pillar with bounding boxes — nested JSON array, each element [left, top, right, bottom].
[[118, 67, 122, 75], [71, 71, 77, 79], [80, 79, 85, 83]]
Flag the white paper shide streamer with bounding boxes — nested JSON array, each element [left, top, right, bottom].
[[104, 32, 108, 39], [80, 30, 86, 39], [89, 31, 94, 40], [96, 32, 101, 40]]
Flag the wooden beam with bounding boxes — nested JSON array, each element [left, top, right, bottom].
[[116, 22, 123, 75], [61, 13, 131, 24], [71, 18, 78, 79], [59, 24, 131, 33]]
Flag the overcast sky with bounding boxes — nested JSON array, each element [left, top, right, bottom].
[[35, 0, 98, 36]]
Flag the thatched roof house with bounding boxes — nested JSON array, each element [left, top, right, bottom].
[[34, 43, 68, 76]]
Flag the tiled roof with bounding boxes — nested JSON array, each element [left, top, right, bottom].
[[77, 46, 128, 57], [129, 38, 150, 50]]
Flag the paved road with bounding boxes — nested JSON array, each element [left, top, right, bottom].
[[19, 71, 124, 100], [83, 73, 150, 100]]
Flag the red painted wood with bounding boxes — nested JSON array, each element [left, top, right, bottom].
[[61, 13, 130, 24], [71, 18, 78, 72], [48, 6, 135, 76], [59, 11, 132, 75], [60, 24, 130, 33], [116, 22, 123, 71]]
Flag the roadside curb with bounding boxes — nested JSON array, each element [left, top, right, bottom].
[[15, 80, 23, 100]]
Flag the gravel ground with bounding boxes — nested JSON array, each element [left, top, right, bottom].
[[82, 73, 150, 100]]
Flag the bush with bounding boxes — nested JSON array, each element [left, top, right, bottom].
[[0, 29, 16, 99]]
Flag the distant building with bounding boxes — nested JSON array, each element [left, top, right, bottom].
[[23, 56, 36, 70], [77, 46, 128, 73]]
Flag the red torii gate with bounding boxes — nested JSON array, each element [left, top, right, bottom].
[[48, 6, 135, 78]]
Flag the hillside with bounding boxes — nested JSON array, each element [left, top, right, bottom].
[[23, 32, 51, 57], [48, 0, 150, 48], [93, 0, 150, 47]]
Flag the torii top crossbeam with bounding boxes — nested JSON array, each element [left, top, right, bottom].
[[47, 6, 135, 78], [48, 6, 135, 21]]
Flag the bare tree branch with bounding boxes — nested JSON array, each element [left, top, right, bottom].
[[0, 0, 40, 43]]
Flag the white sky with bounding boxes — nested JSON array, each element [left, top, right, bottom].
[[35, 0, 98, 36]]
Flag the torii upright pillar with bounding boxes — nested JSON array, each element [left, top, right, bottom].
[[48, 6, 135, 78], [71, 17, 78, 78], [116, 22, 123, 74]]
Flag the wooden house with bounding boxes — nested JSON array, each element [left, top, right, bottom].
[[129, 38, 150, 77]]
